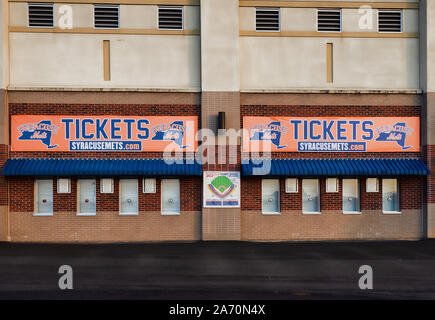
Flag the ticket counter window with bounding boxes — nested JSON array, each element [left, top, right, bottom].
[[120, 179, 138, 215], [262, 179, 280, 214], [302, 179, 320, 214], [161, 179, 180, 215], [342, 179, 360, 213], [35, 179, 53, 216], [78, 179, 96, 216], [382, 179, 400, 213]]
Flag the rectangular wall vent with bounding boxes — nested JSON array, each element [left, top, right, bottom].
[[317, 9, 341, 32], [158, 6, 183, 30], [94, 5, 119, 29], [256, 8, 280, 31], [28, 3, 54, 28], [378, 11, 402, 33]]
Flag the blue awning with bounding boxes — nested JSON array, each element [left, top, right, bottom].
[[2, 158, 202, 176], [242, 159, 431, 176]]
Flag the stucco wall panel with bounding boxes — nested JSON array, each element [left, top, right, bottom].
[[9, 33, 200, 89], [240, 37, 419, 90]]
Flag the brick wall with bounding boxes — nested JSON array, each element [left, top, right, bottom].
[[240, 104, 424, 240], [8, 176, 202, 242], [6, 101, 202, 242]]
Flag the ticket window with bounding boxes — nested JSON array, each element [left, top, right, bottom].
[[120, 179, 138, 215], [262, 179, 280, 214], [382, 179, 400, 213], [302, 179, 320, 214], [78, 179, 96, 216], [342, 179, 360, 213], [35, 179, 53, 216], [161, 179, 180, 215]]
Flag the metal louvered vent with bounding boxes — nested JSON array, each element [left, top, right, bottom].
[[317, 10, 341, 32], [378, 11, 402, 33], [94, 5, 119, 29], [158, 6, 183, 30], [256, 8, 280, 31], [28, 3, 54, 28]]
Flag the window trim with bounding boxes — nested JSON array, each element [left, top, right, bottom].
[[316, 8, 342, 33], [366, 177, 379, 193], [34, 179, 54, 216], [377, 9, 403, 34], [77, 179, 97, 216], [302, 179, 321, 214], [161, 179, 181, 215], [342, 178, 361, 214], [100, 178, 114, 194], [119, 179, 139, 216], [28, 2, 54, 29], [157, 5, 184, 31], [326, 177, 338, 193], [261, 179, 280, 215], [382, 178, 401, 214], [255, 7, 280, 33], [143, 178, 156, 194], [93, 4, 120, 30], [285, 178, 298, 193], [57, 178, 71, 194]]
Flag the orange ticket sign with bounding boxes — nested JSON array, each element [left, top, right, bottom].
[[11, 115, 198, 152], [243, 117, 420, 152]]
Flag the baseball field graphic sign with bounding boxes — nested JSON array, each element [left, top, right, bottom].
[[203, 171, 240, 208]]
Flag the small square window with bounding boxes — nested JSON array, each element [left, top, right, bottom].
[[158, 6, 183, 30], [100, 178, 114, 194], [366, 178, 379, 192], [317, 9, 341, 32], [285, 178, 298, 193], [94, 4, 119, 29], [256, 8, 280, 32], [57, 178, 71, 194], [28, 3, 54, 28], [378, 10, 402, 33], [143, 178, 156, 194], [326, 178, 338, 193]]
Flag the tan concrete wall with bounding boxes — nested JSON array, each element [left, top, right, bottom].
[[9, 33, 201, 89], [240, 37, 419, 90], [242, 210, 423, 241], [0, 0, 6, 89], [201, 0, 239, 91], [10, 211, 201, 242]]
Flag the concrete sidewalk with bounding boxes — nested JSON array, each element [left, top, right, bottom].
[[0, 240, 435, 299]]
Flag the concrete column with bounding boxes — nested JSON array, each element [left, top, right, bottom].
[[420, 0, 435, 238], [200, 0, 241, 240], [0, 0, 9, 241]]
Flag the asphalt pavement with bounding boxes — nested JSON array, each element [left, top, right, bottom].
[[0, 240, 435, 300]]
